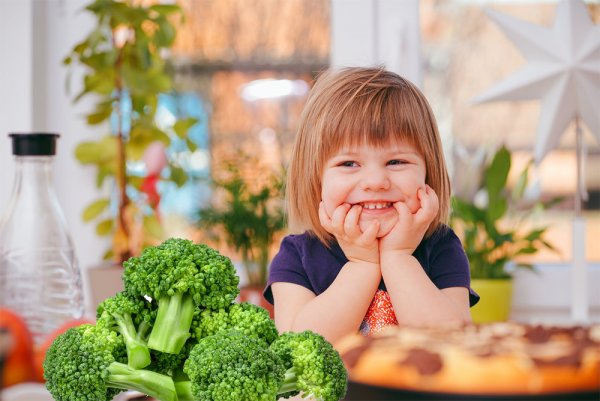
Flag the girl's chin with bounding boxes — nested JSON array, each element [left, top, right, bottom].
[[359, 216, 397, 238]]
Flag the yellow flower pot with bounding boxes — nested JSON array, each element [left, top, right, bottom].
[[470, 278, 513, 323]]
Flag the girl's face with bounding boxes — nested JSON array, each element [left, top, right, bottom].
[[321, 140, 427, 238]]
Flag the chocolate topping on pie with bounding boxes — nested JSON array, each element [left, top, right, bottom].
[[400, 348, 443, 375]]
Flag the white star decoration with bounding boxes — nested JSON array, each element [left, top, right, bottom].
[[473, 0, 600, 164]]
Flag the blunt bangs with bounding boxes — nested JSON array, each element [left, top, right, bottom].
[[318, 75, 430, 164]]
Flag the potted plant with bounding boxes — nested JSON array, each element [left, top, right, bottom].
[[64, 0, 197, 264], [450, 145, 560, 323], [198, 155, 286, 315]]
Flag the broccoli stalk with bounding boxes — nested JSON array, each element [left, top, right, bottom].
[[106, 362, 177, 401], [111, 313, 150, 369], [148, 292, 195, 353], [96, 292, 154, 369], [123, 238, 240, 354], [277, 367, 301, 395], [173, 379, 194, 401], [44, 324, 178, 401]]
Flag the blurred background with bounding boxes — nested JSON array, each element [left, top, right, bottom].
[[0, 0, 598, 327]]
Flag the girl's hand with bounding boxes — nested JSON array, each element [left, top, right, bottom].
[[319, 202, 380, 265], [379, 185, 439, 255]]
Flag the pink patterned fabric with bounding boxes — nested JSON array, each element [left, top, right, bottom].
[[360, 289, 398, 335]]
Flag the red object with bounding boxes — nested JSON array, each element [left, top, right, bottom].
[[360, 290, 398, 336], [0, 308, 35, 387], [32, 318, 94, 382], [141, 174, 161, 210]]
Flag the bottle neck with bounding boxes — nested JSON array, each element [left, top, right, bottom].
[[11, 155, 56, 198]]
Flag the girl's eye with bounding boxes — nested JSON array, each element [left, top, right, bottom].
[[339, 161, 358, 167], [387, 159, 407, 166]]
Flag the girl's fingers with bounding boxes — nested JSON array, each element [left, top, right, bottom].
[[318, 202, 334, 232], [330, 203, 351, 229], [393, 201, 411, 221], [344, 204, 362, 237], [360, 220, 379, 243], [415, 186, 439, 224]]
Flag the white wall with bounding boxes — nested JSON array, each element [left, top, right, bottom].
[[331, 0, 422, 86], [0, 0, 108, 316]]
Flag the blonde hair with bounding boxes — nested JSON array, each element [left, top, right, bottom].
[[287, 67, 451, 245]]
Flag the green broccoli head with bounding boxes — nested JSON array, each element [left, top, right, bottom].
[[271, 331, 348, 401], [44, 324, 178, 401], [43, 324, 125, 401], [149, 339, 197, 376], [193, 302, 278, 345], [96, 291, 156, 369], [182, 331, 285, 401], [123, 238, 240, 353]]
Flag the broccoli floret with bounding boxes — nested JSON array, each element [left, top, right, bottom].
[[44, 324, 177, 401], [96, 291, 155, 369], [271, 331, 348, 401], [193, 302, 278, 345], [148, 339, 197, 376], [123, 238, 240, 354], [181, 331, 285, 401]]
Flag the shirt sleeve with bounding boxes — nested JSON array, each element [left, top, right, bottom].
[[263, 236, 312, 305], [428, 227, 480, 307]]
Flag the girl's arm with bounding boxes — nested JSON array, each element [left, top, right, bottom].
[[379, 186, 471, 326], [380, 252, 471, 326], [272, 260, 380, 344]]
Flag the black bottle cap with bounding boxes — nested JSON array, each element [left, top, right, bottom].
[[8, 133, 60, 156]]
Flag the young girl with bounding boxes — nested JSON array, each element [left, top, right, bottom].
[[264, 67, 479, 344]]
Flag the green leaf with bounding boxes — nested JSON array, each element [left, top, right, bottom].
[[170, 166, 187, 187], [173, 118, 198, 138], [128, 176, 144, 190], [86, 108, 112, 125], [486, 197, 507, 223], [102, 248, 114, 261], [153, 17, 176, 47], [186, 138, 198, 152], [82, 198, 110, 222], [516, 246, 537, 255], [75, 136, 117, 164], [524, 228, 546, 242], [511, 161, 531, 202], [149, 4, 182, 15], [96, 219, 114, 236], [485, 146, 511, 198]]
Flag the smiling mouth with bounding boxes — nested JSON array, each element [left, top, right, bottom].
[[358, 201, 393, 210]]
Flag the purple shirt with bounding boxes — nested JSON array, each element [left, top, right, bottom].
[[264, 225, 479, 306]]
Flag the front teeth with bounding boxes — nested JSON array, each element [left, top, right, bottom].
[[361, 202, 392, 210]]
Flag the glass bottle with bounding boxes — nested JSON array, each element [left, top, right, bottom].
[[0, 133, 83, 345]]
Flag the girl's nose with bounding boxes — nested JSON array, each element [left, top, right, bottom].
[[359, 168, 391, 191]]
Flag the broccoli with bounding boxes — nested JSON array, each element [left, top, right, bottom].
[[271, 331, 348, 401], [179, 330, 347, 401], [43, 324, 177, 401], [123, 238, 240, 354], [96, 291, 155, 369], [193, 302, 278, 345], [148, 339, 197, 376], [181, 331, 285, 401]]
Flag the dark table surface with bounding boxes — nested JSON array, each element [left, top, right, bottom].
[[343, 381, 600, 401]]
